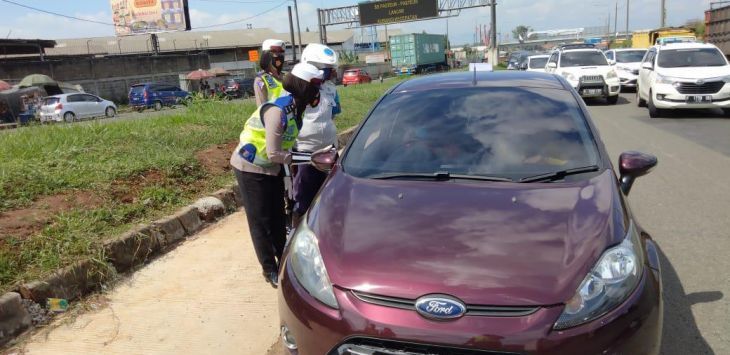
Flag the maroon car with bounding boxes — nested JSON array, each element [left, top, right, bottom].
[[278, 71, 662, 354]]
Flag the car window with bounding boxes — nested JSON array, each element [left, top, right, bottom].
[[559, 51, 608, 67], [605, 51, 614, 61], [529, 57, 548, 69], [130, 86, 146, 94], [548, 52, 559, 65], [615, 50, 647, 63], [344, 70, 358, 76], [43, 97, 60, 105], [657, 48, 727, 68], [644, 49, 656, 64], [83, 94, 100, 102], [343, 87, 599, 180], [67, 94, 84, 103]]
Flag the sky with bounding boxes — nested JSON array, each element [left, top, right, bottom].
[[0, 0, 713, 45]]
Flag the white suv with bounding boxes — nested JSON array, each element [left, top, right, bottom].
[[605, 48, 647, 89], [546, 44, 621, 104], [636, 42, 730, 118]]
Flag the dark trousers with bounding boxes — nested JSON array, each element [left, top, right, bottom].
[[293, 164, 328, 215], [234, 168, 286, 274]]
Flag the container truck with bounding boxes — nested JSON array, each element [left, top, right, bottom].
[[631, 27, 696, 48], [389, 33, 448, 75], [706, 4, 730, 56]]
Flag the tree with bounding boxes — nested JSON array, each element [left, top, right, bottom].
[[512, 25, 532, 43], [685, 19, 705, 38]]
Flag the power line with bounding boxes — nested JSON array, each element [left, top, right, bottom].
[[0, 0, 116, 26], [193, 0, 289, 29]]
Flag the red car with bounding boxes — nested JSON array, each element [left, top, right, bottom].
[[342, 69, 372, 86], [279, 71, 662, 354]]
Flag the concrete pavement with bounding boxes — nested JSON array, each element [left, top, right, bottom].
[[15, 212, 280, 355]]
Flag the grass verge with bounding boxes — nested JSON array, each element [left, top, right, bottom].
[[0, 77, 407, 292]]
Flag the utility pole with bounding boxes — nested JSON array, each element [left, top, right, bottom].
[[626, 0, 630, 39], [614, 1, 618, 40], [293, 0, 304, 55], [490, 0, 497, 64], [660, 0, 666, 27], [288, 6, 297, 61]]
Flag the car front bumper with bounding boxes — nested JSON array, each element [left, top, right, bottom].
[[618, 71, 639, 88], [652, 82, 730, 109], [278, 257, 662, 355]]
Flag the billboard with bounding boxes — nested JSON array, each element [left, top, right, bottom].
[[111, 0, 191, 36], [359, 0, 439, 26]]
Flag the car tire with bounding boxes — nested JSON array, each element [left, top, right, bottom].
[[606, 95, 619, 105], [153, 101, 163, 111], [105, 107, 116, 118], [183, 97, 193, 106], [136, 107, 144, 113], [636, 87, 647, 107], [63, 112, 75, 122], [722, 108, 730, 117], [647, 91, 664, 118]]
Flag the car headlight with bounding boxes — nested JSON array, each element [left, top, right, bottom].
[[722, 75, 730, 83], [554, 221, 643, 330], [606, 70, 618, 79], [289, 217, 338, 309], [561, 72, 577, 81], [655, 74, 675, 85]]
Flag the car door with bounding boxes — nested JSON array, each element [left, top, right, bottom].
[[638, 49, 656, 99], [84, 94, 103, 117], [66, 94, 87, 117]]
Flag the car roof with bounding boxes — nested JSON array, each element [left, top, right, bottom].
[[45, 93, 88, 98], [392, 71, 567, 93], [612, 48, 647, 52], [654, 42, 718, 51], [561, 48, 602, 53], [528, 54, 550, 59]]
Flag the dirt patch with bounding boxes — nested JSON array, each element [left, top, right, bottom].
[[0, 191, 104, 240], [109, 170, 166, 204], [195, 142, 237, 175]]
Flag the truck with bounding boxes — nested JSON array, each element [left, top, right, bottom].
[[706, 4, 730, 56], [389, 33, 448, 75], [631, 27, 696, 48]]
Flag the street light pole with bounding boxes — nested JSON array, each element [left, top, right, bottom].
[[660, 0, 666, 27], [489, 0, 497, 63], [293, 0, 304, 55], [626, 0, 630, 40]]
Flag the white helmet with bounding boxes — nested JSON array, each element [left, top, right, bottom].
[[300, 43, 338, 68], [262, 39, 285, 52], [291, 62, 324, 83]]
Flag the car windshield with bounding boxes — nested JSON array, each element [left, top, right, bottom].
[[657, 48, 727, 68], [43, 97, 60, 105], [615, 50, 647, 63], [344, 71, 358, 76], [529, 57, 549, 68], [560, 51, 608, 67], [343, 87, 600, 180], [130, 86, 145, 94]]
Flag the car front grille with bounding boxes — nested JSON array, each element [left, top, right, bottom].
[[580, 75, 604, 83], [331, 337, 522, 355], [351, 291, 539, 317], [675, 81, 725, 94]]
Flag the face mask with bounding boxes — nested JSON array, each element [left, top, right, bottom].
[[309, 91, 321, 108], [272, 54, 284, 73]]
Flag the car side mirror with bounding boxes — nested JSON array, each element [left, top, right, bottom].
[[311, 147, 338, 173], [608, 59, 616, 65], [641, 62, 653, 70], [618, 151, 657, 195], [547, 62, 557, 69]]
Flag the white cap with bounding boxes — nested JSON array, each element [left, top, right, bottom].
[[300, 43, 338, 67], [290, 62, 324, 83], [262, 39, 285, 51]]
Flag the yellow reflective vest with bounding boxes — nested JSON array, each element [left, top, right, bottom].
[[237, 95, 299, 168]]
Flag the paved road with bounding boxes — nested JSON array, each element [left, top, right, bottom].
[[12, 92, 730, 355]]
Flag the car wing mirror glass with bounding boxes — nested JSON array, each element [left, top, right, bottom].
[[641, 62, 653, 70], [619, 151, 657, 195], [311, 146, 338, 173], [547, 62, 557, 69]]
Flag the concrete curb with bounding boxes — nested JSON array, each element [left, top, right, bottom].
[[0, 292, 31, 346]]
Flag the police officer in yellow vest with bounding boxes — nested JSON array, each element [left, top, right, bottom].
[[230, 62, 323, 288], [254, 39, 287, 106]]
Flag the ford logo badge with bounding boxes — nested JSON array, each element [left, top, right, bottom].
[[414, 295, 467, 320]]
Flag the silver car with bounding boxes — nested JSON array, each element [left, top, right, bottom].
[[40, 93, 117, 123]]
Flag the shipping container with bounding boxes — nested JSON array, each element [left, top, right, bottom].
[[389, 33, 448, 75], [706, 4, 730, 56]]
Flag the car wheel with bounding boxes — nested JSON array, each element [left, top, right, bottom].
[[153, 101, 163, 111], [606, 95, 619, 105], [136, 107, 144, 113], [722, 108, 730, 117], [105, 107, 116, 118], [183, 97, 193, 106], [647, 91, 664, 118], [63, 112, 75, 122], [636, 87, 647, 107]]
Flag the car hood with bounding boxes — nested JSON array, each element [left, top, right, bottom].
[[657, 66, 730, 79], [616, 62, 641, 71], [311, 168, 628, 306], [561, 66, 613, 77]]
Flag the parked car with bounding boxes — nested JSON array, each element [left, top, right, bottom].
[[128, 83, 190, 111], [40, 93, 116, 123], [507, 50, 530, 70], [342, 69, 372, 86], [604, 48, 647, 89], [637, 42, 730, 118], [545, 44, 621, 104], [523, 54, 550, 72], [223, 78, 255, 99], [278, 71, 662, 355]]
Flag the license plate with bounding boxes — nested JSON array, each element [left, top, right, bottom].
[[583, 89, 602, 96], [686, 95, 712, 104]]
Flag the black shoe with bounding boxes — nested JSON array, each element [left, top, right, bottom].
[[263, 271, 279, 288]]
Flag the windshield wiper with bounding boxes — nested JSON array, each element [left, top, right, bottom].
[[519, 165, 601, 183], [369, 171, 513, 182]]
